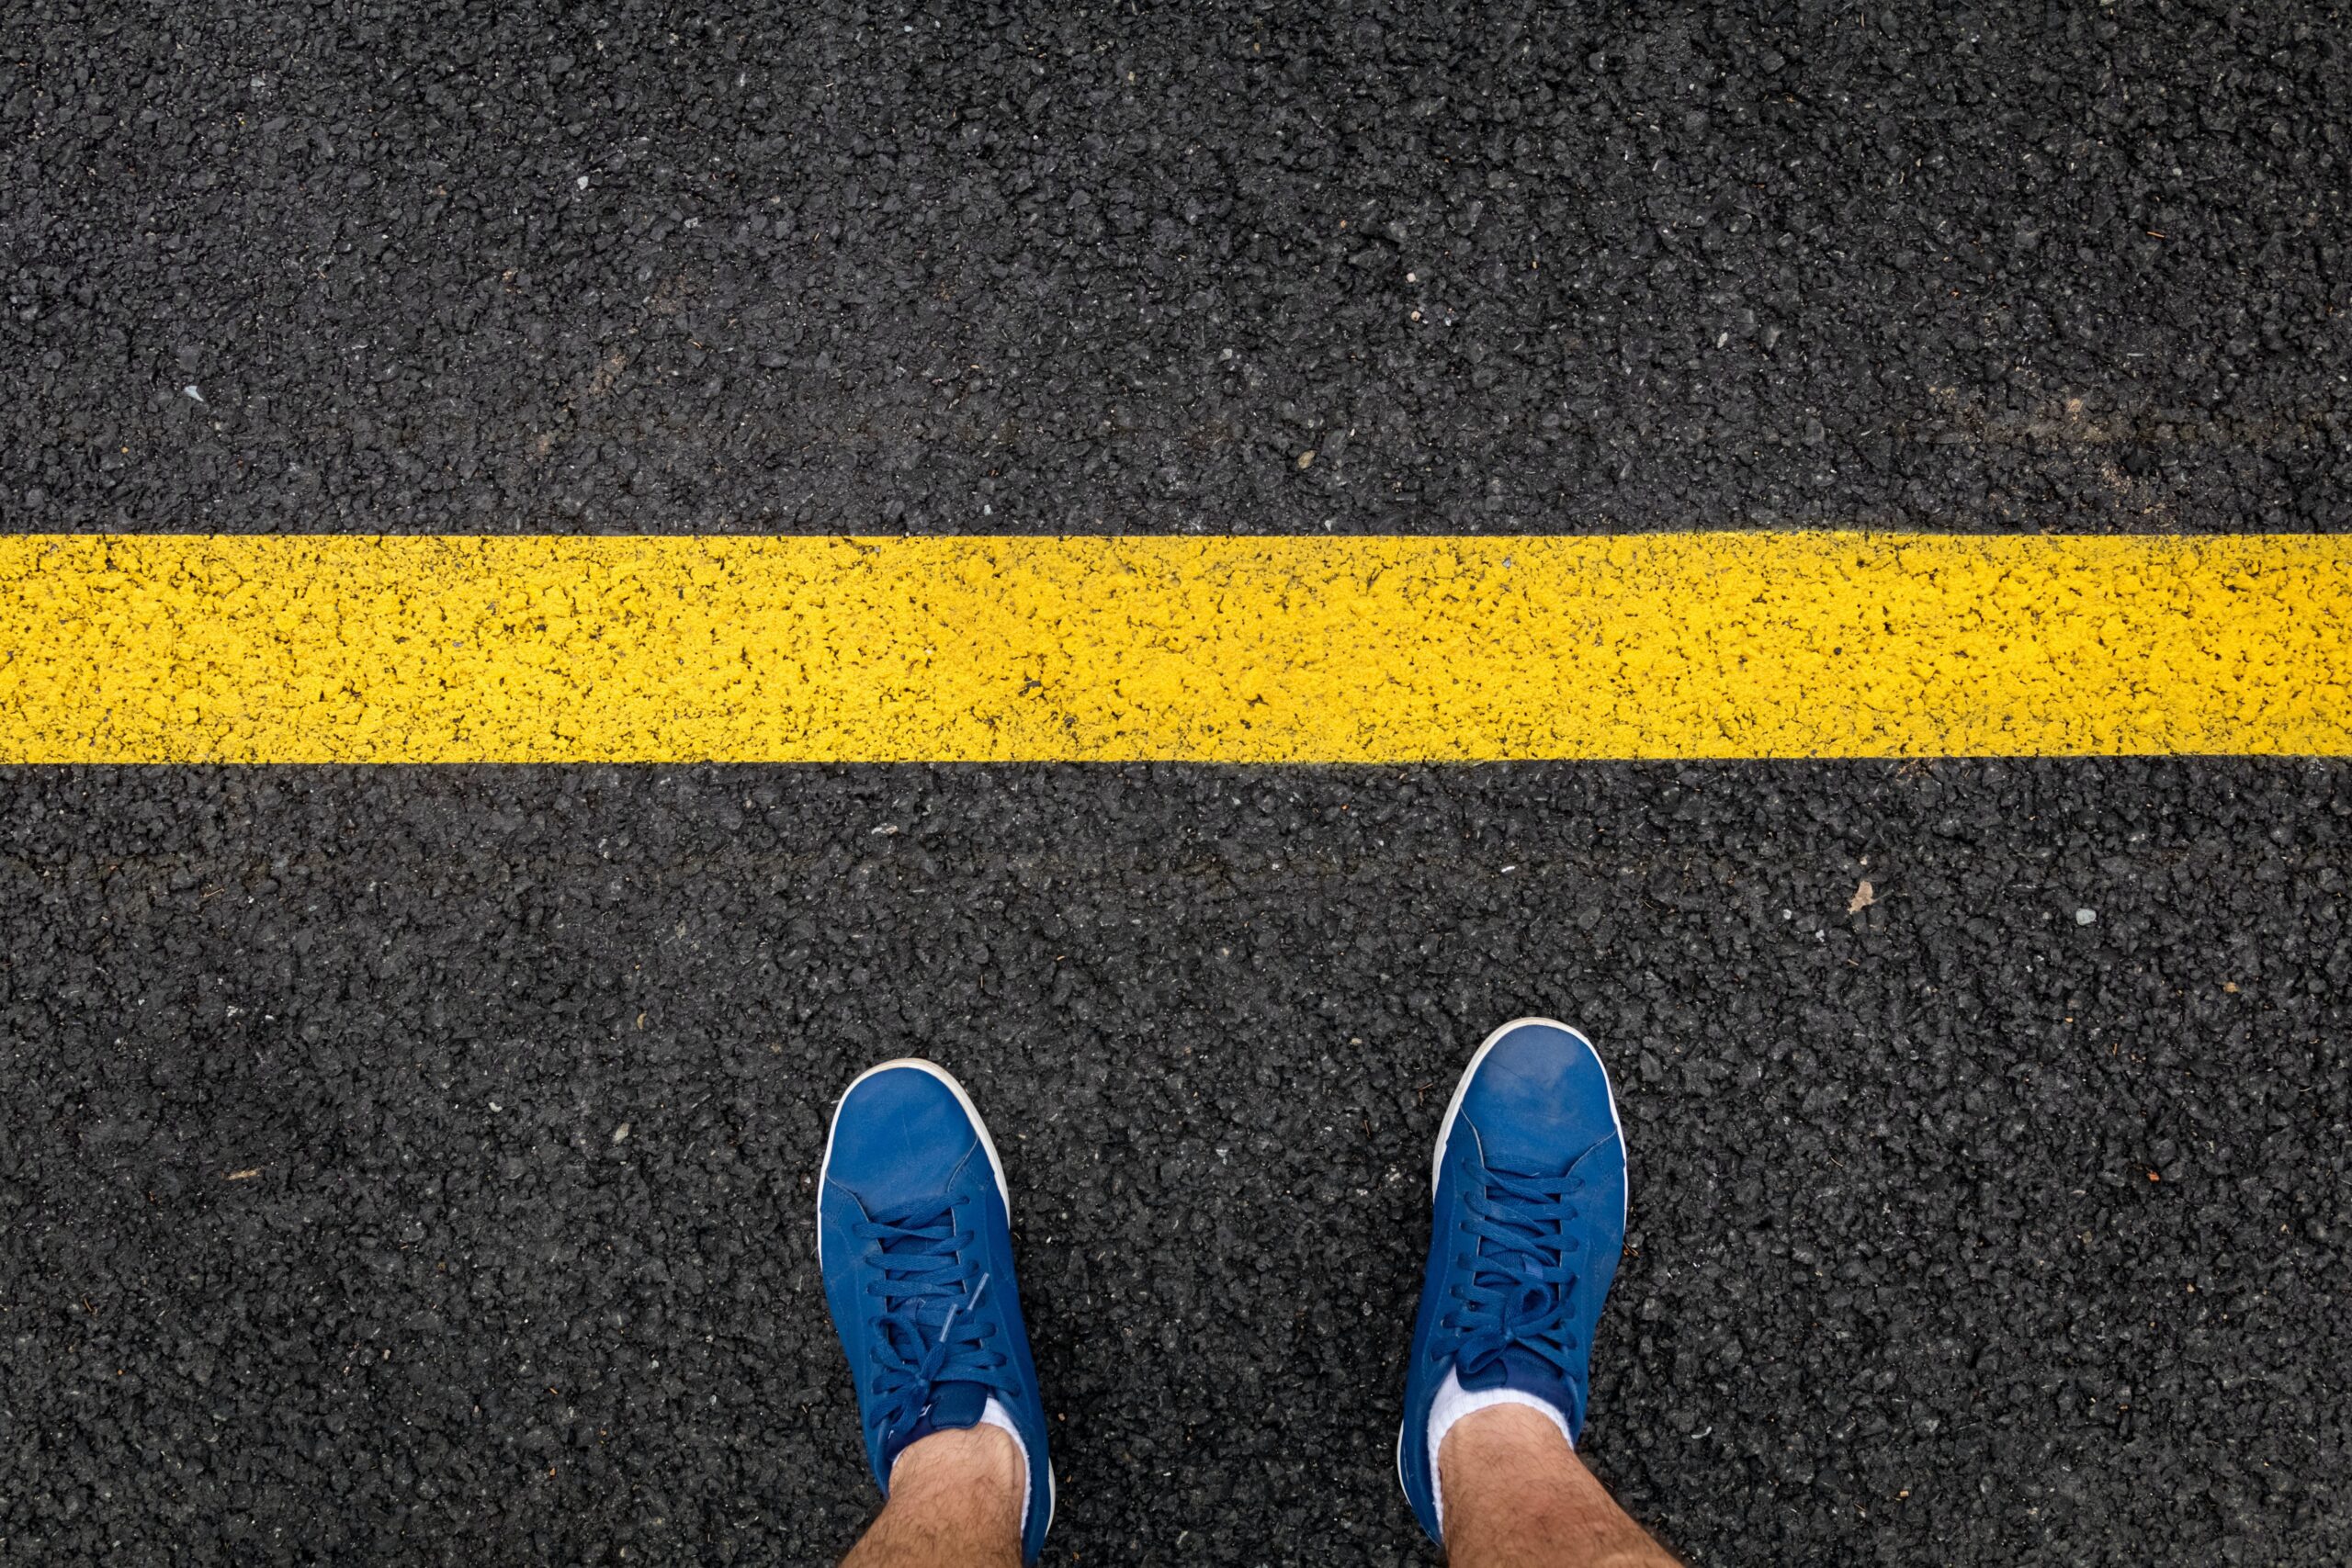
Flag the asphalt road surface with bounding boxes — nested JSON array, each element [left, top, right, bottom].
[[4, 2, 2350, 1564]]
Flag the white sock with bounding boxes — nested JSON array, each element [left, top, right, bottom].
[[1424, 1367, 1574, 1540], [976, 1398, 1033, 1535], [888, 1397, 1032, 1536]]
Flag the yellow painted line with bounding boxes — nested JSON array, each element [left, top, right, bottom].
[[0, 533, 2346, 762]]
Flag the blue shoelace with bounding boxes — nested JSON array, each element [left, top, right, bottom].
[[856, 1196, 1016, 1449], [1442, 1166, 1586, 1382]]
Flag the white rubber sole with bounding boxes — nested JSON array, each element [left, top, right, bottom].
[[813, 1056, 1054, 1539], [1398, 1017, 1626, 1517]]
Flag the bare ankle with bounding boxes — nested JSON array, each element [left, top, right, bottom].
[[1438, 1406, 1679, 1568], [842, 1423, 1026, 1568], [887, 1421, 1024, 1512], [1440, 1399, 1577, 1512]]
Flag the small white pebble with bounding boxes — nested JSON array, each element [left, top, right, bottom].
[[612, 1122, 630, 1144], [2075, 908, 2098, 926], [183, 384, 205, 403], [576, 175, 590, 189]]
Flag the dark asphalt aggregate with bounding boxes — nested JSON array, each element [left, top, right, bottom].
[[5, 3, 2352, 1566], [4, 1, 2347, 536], [3, 763, 2348, 1565]]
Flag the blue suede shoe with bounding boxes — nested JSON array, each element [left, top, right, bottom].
[[1398, 1019, 1627, 1544], [818, 1060, 1053, 1562]]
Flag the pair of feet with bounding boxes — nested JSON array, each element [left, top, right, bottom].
[[817, 1019, 1626, 1563]]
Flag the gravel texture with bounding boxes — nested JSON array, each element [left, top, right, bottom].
[[4, 2, 2347, 536], [3, 761, 2347, 1564]]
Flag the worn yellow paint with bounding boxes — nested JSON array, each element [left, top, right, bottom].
[[0, 533, 2346, 761]]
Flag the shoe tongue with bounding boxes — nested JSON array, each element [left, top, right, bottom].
[[1455, 1349, 1583, 1431], [905, 1381, 989, 1441], [1456, 1345, 1563, 1395]]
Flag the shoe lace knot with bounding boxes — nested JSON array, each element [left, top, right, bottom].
[[1450, 1167, 1585, 1382], [855, 1197, 1014, 1450]]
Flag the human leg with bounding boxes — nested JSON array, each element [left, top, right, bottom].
[[1438, 1402, 1679, 1568], [837, 1423, 1025, 1568]]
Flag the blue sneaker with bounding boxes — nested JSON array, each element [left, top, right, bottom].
[[818, 1060, 1054, 1562], [1398, 1019, 1627, 1543]]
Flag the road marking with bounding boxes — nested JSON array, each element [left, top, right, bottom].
[[1, 533, 2345, 761]]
